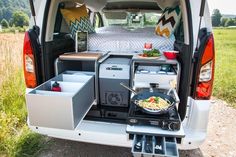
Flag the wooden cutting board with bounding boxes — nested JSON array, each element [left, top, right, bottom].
[[59, 51, 103, 61]]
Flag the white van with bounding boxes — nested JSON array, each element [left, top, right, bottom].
[[23, 0, 215, 156]]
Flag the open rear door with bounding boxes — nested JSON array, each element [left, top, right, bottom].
[[190, 0, 215, 99], [191, 30, 215, 99], [23, 0, 43, 87], [29, 26, 43, 85]]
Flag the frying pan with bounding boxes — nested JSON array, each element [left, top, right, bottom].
[[120, 83, 178, 115]]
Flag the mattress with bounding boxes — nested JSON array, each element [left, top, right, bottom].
[[88, 26, 175, 53]]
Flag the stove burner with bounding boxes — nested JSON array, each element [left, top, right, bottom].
[[128, 103, 181, 131]]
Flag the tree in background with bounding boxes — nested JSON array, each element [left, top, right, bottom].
[[1, 18, 9, 28], [12, 11, 29, 27], [220, 18, 228, 27], [0, 0, 30, 21], [225, 18, 236, 27], [211, 9, 222, 27], [8, 18, 13, 27]]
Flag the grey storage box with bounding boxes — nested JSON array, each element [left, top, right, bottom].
[[26, 71, 95, 130]]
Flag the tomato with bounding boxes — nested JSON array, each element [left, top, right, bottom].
[[149, 97, 155, 103]]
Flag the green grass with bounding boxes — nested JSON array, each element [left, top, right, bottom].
[[213, 28, 236, 107], [0, 27, 28, 34], [0, 34, 49, 157], [0, 69, 49, 157]]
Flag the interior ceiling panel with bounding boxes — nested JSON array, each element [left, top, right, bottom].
[[81, 0, 179, 11], [103, 1, 161, 10]]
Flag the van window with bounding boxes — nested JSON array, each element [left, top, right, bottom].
[[103, 12, 161, 28], [53, 2, 92, 39], [144, 13, 160, 26], [94, 12, 103, 29], [54, 2, 65, 34]]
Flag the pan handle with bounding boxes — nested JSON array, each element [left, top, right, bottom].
[[120, 83, 138, 95], [167, 88, 180, 103]]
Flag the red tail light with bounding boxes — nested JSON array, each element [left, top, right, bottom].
[[196, 34, 215, 99], [23, 32, 37, 88]]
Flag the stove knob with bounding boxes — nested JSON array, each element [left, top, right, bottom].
[[129, 119, 138, 124], [168, 122, 180, 131], [161, 121, 169, 130]]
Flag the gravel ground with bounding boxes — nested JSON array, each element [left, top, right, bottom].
[[39, 99, 236, 157]]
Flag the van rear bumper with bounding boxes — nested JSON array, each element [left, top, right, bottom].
[[179, 98, 212, 150], [28, 120, 132, 148], [28, 119, 207, 150]]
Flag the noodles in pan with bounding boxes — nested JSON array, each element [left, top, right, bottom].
[[137, 96, 170, 110]]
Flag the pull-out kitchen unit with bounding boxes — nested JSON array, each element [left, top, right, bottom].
[[26, 71, 95, 130], [26, 52, 184, 157]]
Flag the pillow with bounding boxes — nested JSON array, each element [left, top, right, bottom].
[[155, 5, 181, 38], [60, 4, 95, 39]]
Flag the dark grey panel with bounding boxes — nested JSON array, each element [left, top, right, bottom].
[[99, 78, 130, 107]]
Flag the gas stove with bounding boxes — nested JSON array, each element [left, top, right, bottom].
[[127, 102, 181, 131]]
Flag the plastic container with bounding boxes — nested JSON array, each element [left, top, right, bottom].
[[144, 43, 153, 50], [163, 51, 179, 60], [51, 81, 61, 92]]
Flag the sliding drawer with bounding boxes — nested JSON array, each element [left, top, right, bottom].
[[26, 71, 95, 130], [132, 135, 179, 157]]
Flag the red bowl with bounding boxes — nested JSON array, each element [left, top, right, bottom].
[[163, 51, 179, 59]]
